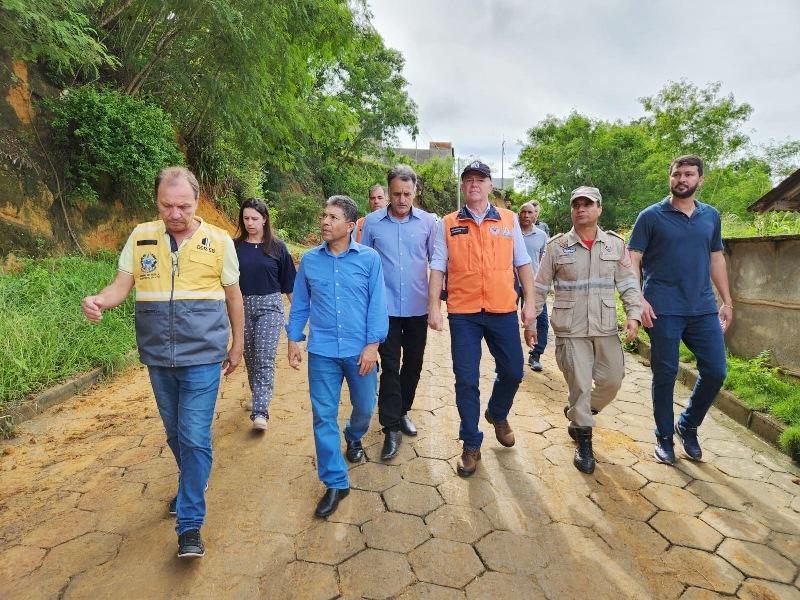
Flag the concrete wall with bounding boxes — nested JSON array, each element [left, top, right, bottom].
[[724, 235, 800, 376]]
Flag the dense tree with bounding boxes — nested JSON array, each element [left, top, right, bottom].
[[516, 81, 798, 233]]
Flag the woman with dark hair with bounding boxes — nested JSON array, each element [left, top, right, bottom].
[[235, 198, 296, 430]]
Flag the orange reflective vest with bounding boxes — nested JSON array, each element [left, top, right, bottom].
[[443, 205, 517, 314]]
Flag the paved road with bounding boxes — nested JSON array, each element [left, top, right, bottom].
[[1, 317, 799, 599]]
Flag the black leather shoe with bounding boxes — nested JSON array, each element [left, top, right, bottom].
[[399, 415, 417, 436], [345, 439, 364, 463], [314, 488, 349, 518], [381, 430, 402, 460]]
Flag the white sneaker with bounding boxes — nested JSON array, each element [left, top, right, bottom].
[[253, 416, 268, 430]]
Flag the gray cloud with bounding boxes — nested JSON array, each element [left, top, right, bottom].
[[369, 0, 800, 181]]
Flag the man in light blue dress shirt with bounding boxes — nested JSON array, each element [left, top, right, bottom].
[[361, 165, 437, 460], [287, 195, 388, 518]]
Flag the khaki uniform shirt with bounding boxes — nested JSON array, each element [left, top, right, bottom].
[[534, 227, 641, 337]]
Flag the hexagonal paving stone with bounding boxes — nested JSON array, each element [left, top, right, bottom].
[[383, 481, 443, 516], [767, 531, 800, 565], [633, 461, 693, 487], [409, 538, 484, 588], [593, 463, 648, 491], [268, 561, 339, 600], [39, 531, 121, 579], [338, 549, 414, 599], [349, 462, 402, 492], [400, 457, 454, 487], [589, 488, 657, 521], [640, 482, 707, 516], [685, 481, 747, 512], [663, 547, 744, 594], [362, 512, 429, 553], [679, 586, 727, 599], [437, 476, 496, 509], [413, 437, 463, 460], [713, 456, 770, 481], [327, 489, 385, 526], [737, 578, 800, 600], [717, 539, 796, 583], [397, 583, 465, 600], [465, 572, 546, 599], [699, 507, 770, 543], [767, 470, 800, 495], [295, 521, 364, 565], [0, 545, 46, 582], [481, 497, 551, 534], [21, 509, 98, 548], [702, 438, 752, 458], [474, 530, 547, 575], [649, 511, 723, 551], [593, 515, 669, 555], [424, 504, 492, 543]]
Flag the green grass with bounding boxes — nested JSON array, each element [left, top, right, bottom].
[[616, 298, 800, 454], [0, 254, 136, 412]]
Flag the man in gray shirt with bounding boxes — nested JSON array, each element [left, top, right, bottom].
[[519, 202, 549, 372]]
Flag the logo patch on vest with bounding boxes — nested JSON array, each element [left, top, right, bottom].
[[489, 224, 500, 236], [502, 226, 512, 237], [140, 253, 158, 273], [196, 237, 216, 253], [449, 226, 469, 236]]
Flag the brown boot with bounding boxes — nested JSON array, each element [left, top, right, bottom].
[[484, 410, 515, 447], [457, 447, 481, 477]]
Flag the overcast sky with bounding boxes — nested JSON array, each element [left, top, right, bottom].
[[368, 0, 800, 184]]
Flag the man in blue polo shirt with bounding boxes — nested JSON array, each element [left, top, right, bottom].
[[287, 195, 388, 518], [628, 155, 733, 465], [361, 165, 437, 460]]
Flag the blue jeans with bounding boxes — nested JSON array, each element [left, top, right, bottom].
[[533, 303, 549, 356], [448, 311, 524, 450], [148, 362, 222, 535], [308, 353, 377, 489], [646, 314, 727, 438]]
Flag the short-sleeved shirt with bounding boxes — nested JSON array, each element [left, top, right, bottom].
[[521, 226, 548, 275], [118, 217, 239, 286], [627, 198, 723, 316], [235, 240, 296, 296]]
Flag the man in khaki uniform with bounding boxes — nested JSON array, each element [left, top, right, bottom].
[[526, 186, 641, 474]]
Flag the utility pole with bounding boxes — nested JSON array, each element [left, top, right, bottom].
[[501, 137, 506, 190], [455, 156, 461, 210]]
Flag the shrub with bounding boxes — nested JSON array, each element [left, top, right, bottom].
[[43, 85, 184, 206], [274, 193, 322, 243]]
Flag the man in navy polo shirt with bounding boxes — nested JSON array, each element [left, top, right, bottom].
[[628, 155, 733, 465]]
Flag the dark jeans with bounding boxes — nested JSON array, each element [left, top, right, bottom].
[[533, 303, 549, 356], [646, 313, 727, 438], [448, 311, 524, 449], [518, 293, 549, 356], [378, 315, 428, 431]]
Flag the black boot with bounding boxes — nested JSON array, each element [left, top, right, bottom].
[[345, 439, 364, 463], [381, 430, 402, 460], [573, 427, 596, 474]]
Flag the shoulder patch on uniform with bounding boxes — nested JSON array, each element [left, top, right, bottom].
[[606, 230, 625, 241]]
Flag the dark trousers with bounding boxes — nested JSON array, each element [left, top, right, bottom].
[[448, 311, 524, 449], [378, 315, 428, 431], [519, 294, 549, 356], [646, 313, 727, 438]]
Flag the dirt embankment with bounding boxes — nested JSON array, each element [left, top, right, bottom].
[[0, 53, 236, 258]]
